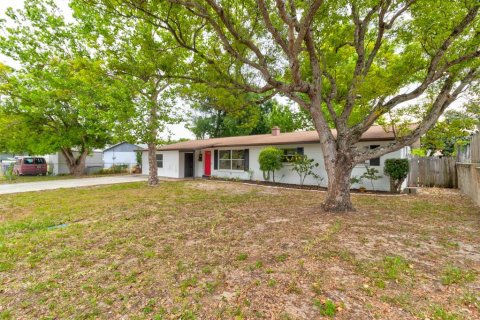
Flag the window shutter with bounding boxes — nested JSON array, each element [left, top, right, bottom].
[[296, 147, 304, 155], [214, 150, 218, 170], [244, 149, 249, 171]]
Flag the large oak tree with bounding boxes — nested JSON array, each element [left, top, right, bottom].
[[94, 0, 480, 211]]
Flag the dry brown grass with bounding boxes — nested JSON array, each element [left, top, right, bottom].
[[0, 181, 479, 319]]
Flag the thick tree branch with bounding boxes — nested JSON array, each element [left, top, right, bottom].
[[354, 68, 478, 163]]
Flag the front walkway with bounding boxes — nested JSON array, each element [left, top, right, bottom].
[[0, 175, 147, 195]]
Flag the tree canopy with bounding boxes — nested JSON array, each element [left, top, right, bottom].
[[71, 0, 186, 184], [188, 99, 312, 139], [420, 106, 479, 156], [0, 0, 134, 174], [94, 0, 480, 211]]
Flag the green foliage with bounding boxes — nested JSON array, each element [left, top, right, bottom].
[[361, 167, 382, 191], [4, 164, 15, 182], [0, 1, 134, 174], [384, 159, 410, 193], [71, 0, 183, 146], [431, 305, 460, 320], [350, 176, 363, 186], [188, 99, 312, 139], [236, 253, 248, 261], [421, 109, 480, 156], [382, 256, 411, 281], [289, 154, 321, 186], [313, 299, 337, 317], [441, 265, 476, 285], [258, 147, 283, 182], [411, 148, 427, 157]]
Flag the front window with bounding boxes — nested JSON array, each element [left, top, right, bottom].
[[282, 148, 298, 162], [218, 150, 245, 170], [156, 154, 163, 168], [23, 158, 34, 165], [281, 148, 304, 162], [368, 145, 381, 166]]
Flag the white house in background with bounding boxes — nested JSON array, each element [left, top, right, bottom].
[[141, 126, 412, 191], [102, 142, 143, 169], [43, 151, 104, 175]]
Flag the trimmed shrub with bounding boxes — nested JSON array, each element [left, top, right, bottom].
[[258, 147, 283, 182], [384, 159, 409, 193]]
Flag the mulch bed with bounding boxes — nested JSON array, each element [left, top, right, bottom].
[[205, 177, 397, 194]]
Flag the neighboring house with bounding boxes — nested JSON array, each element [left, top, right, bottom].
[[0, 153, 16, 161], [102, 142, 142, 169], [43, 151, 104, 175], [141, 126, 413, 191]]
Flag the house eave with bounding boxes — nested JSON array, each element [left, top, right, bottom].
[[156, 138, 396, 152]]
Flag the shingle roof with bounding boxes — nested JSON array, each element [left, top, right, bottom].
[[103, 142, 141, 152], [155, 125, 398, 151]]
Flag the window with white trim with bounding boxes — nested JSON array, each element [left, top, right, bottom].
[[218, 150, 245, 170], [281, 147, 304, 162], [156, 154, 163, 168]]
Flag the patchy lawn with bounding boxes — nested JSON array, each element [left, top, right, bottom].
[[0, 181, 479, 319], [0, 173, 130, 185], [0, 174, 75, 185]]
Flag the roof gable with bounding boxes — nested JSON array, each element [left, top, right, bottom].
[[103, 142, 141, 153]]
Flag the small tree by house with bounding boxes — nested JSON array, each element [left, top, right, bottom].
[[258, 147, 283, 182], [384, 159, 410, 193], [290, 154, 320, 186], [361, 167, 382, 191]]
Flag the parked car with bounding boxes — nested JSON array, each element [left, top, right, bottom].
[[13, 157, 48, 176]]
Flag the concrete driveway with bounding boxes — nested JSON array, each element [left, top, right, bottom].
[[0, 175, 148, 195]]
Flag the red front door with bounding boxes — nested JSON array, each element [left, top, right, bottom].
[[204, 151, 211, 176]]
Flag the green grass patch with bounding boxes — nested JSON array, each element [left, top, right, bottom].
[[314, 299, 337, 317], [441, 265, 476, 285]]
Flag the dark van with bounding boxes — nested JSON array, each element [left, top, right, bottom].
[[13, 157, 48, 176]]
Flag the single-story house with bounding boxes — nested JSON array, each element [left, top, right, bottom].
[[141, 126, 413, 191], [43, 151, 104, 175], [0, 153, 19, 161], [103, 142, 143, 169]]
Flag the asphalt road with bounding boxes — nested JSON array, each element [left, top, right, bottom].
[[0, 175, 148, 195]]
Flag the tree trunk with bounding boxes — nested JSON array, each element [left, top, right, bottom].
[[146, 87, 161, 186], [61, 148, 88, 177], [322, 156, 355, 212], [147, 142, 159, 186], [389, 178, 397, 193]]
